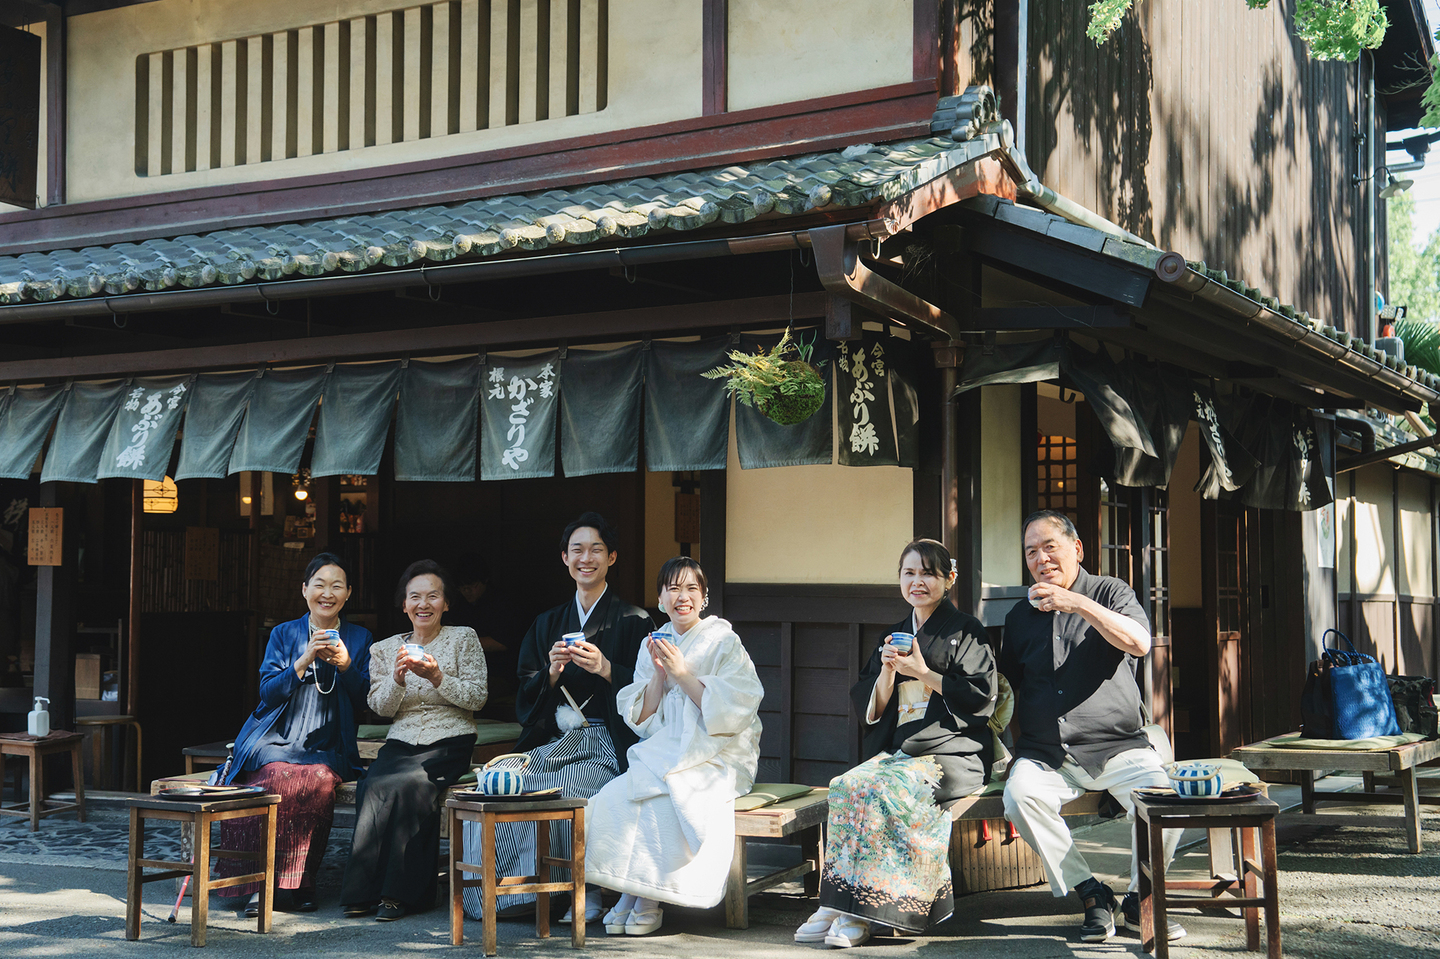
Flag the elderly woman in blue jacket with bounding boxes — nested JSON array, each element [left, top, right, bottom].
[[215, 552, 373, 916]]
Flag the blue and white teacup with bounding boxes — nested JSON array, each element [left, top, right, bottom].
[[402, 642, 426, 663], [478, 753, 531, 796], [562, 631, 585, 647], [889, 632, 915, 654], [1167, 762, 1223, 798]]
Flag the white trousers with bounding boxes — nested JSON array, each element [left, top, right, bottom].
[[1003, 748, 1181, 897]]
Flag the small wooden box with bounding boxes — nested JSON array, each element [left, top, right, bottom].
[[75, 653, 102, 700]]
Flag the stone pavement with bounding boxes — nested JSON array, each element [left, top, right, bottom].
[[0, 776, 1436, 957]]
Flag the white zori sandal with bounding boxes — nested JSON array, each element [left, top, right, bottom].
[[795, 907, 842, 943], [603, 893, 637, 934], [624, 897, 663, 935], [824, 916, 871, 948]]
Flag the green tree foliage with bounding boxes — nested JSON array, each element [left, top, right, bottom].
[[1387, 194, 1440, 325], [1089, 1, 1388, 63]]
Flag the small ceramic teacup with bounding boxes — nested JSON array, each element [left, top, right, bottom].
[[317, 628, 341, 646], [1027, 586, 1045, 609], [402, 642, 426, 663], [889, 632, 915, 653], [1167, 762, 1223, 798], [562, 631, 585, 647]]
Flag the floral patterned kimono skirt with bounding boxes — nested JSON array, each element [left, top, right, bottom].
[[818, 752, 954, 933]]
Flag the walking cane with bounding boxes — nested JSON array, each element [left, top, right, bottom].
[[167, 875, 190, 923]]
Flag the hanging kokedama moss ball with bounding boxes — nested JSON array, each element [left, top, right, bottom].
[[701, 329, 828, 426], [757, 359, 825, 425]]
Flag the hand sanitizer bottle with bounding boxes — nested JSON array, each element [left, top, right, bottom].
[[27, 697, 50, 737]]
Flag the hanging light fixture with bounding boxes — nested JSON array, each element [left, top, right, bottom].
[[292, 468, 311, 501], [142, 476, 179, 513]]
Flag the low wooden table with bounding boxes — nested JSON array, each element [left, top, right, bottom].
[[1133, 791, 1281, 959], [446, 795, 586, 956], [125, 792, 280, 947], [1231, 733, 1440, 853], [0, 731, 86, 831]]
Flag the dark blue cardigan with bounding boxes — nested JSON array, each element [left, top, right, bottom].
[[222, 615, 373, 785]]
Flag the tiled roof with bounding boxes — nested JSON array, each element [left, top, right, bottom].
[[0, 135, 1000, 305], [961, 194, 1440, 400]]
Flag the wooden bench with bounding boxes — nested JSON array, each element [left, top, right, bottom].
[[947, 783, 1107, 894], [1231, 732, 1440, 853], [725, 786, 828, 929]]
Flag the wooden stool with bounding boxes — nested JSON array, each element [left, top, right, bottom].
[[182, 741, 231, 776], [77, 715, 143, 792], [1133, 791, 1281, 959], [125, 793, 280, 947], [446, 796, 586, 956], [0, 731, 86, 831]]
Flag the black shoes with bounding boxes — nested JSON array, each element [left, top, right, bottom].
[[376, 898, 406, 922], [1075, 877, 1118, 942], [291, 891, 317, 913], [1120, 891, 1187, 941], [242, 893, 262, 919], [343, 901, 378, 918]]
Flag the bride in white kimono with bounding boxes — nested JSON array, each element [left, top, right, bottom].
[[585, 556, 763, 936]]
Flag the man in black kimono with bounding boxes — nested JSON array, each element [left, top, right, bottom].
[[464, 511, 652, 924], [1000, 510, 1183, 944]]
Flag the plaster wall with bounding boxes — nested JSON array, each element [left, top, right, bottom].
[[643, 466, 683, 603], [66, 0, 701, 201], [725, 0, 912, 111], [1167, 425, 1203, 609], [980, 385, 1022, 588], [1350, 465, 1396, 595], [725, 417, 912, 585], [1399, 471, 1433, 598]]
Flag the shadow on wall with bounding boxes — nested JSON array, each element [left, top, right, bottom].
[[1026, 1, 1357, 328]]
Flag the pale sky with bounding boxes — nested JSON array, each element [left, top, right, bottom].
[[1395, 1, 1440, 242]]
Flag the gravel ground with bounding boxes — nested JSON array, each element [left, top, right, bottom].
[[0, 783, 1436, 957]]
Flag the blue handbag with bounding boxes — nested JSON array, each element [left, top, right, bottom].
[[1323, 629, 1402, 740]]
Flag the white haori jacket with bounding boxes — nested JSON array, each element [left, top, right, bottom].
[[585, 615, 763, 907]]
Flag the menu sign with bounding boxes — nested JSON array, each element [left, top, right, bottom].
[[27, 507, 61, 566]]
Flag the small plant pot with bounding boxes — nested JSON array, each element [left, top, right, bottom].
[[756, 360, 825, 426]]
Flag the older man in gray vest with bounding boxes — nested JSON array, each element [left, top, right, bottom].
[[1000, 510, 1183, 944]]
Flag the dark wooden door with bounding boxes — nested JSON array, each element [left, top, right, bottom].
[[1201, 500, 1249, 756]]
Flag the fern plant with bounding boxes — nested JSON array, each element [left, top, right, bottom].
[[1397, 317, 1440, 378], [702, 330, 826, 426]]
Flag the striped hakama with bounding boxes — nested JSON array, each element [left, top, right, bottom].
[[461, 724, 618, 919], [214, 761, 342, 895]]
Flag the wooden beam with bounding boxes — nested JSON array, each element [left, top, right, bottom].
[[0, 81, 936, 255], [957, 231, 1152, 307], [702, 0, 727, 116], [914, 0, 939, 84], [0, 292, 829, 382], [968, 306, 1131, 330], [32, 483, 75, 733], [43, 3, 63, 205], [699, 467, 726, 618], [127, 481, 141, 716]]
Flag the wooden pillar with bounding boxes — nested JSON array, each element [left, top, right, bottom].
[[246, 471, 261, 706], [32, 483, 75, 733], [954, 386, 982, 615], [701, 0, 727, 115], [44, 4, 65, 205], [127, 480, 141, 715], [698, 468, 726, 619]]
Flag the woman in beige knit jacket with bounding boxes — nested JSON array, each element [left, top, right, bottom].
[[340, 559, 487, 921]]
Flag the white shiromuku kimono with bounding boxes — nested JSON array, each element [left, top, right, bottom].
[[585, 615, 763, 908]]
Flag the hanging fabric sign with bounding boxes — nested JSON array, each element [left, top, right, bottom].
[[1291, 411, 1334, 511], [644, 338, 731, 472], [1192, 387, 1259, 500], [96, 375, 193, 482], [734, 331, 834, 470], [887, 336, 922, 469], [312, 362, 402, 478], [481, 351, 559, 480], [395, 357, 480, 482], [954, 337, 1064, 393], [41, 381, 131, 484], [560, 344, 642, 477], [836, 334, 898, 467], [174, 372, 258, 480], [228, 366, 330, 475], [1099, 362, 1192, 489], [0, 385, 65, 480]]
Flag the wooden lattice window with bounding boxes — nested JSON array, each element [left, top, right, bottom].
[[1097, 478, 1132, 581], [1146, 489, 1170, 642], [134, 0, 610, 176], [1036, 433, 1078, 520]]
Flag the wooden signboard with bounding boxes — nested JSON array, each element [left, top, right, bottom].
[[184, 526, 220, 581], [27, 507, 62, 566], [674, 492, 701, 544], [0, 26, 41, 209]]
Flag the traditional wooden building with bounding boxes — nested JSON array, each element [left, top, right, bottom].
[[0, 0, 1434, 792]]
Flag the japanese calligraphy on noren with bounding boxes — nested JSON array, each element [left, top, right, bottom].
[[481, 353, 560, 480], [27, 507, 62, 566], [836, 335, 899, 467]]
